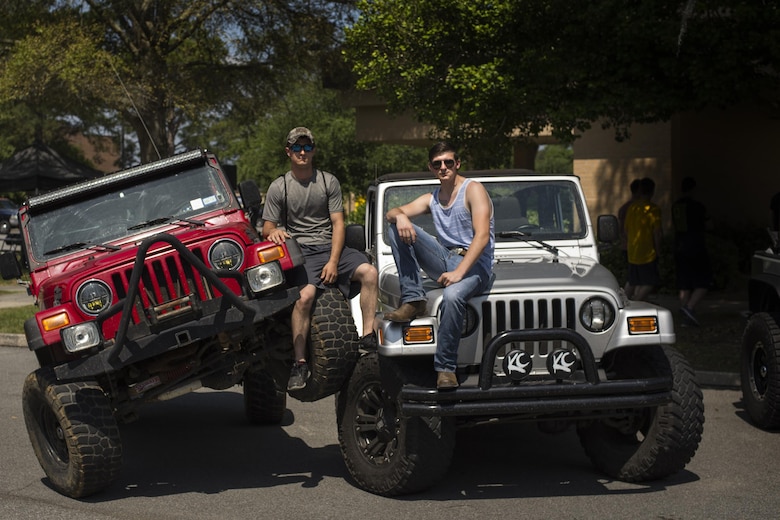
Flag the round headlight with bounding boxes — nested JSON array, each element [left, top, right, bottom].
[[579, 297, 616, 332], [76, 280, 113, 315], [209, 239, 243, 270], [437, 304, 480, 337]]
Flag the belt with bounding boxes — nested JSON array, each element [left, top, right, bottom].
[[451, 247, 468, 256]]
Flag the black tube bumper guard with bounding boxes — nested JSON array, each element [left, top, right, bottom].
[[54, 233, 299, 381], [394, 328, 674, 418]]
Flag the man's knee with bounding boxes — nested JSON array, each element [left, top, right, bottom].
[[354, 263, 378, 286], [295, 285, 317, 311]]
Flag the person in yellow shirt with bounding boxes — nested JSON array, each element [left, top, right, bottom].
[[624, 177, 663, 301]]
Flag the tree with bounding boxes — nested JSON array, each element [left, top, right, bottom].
[[345, 0, 780, 166], [535, 145, 573, 174], [235, 81, 428, 196], [0, 1, 356, 163]]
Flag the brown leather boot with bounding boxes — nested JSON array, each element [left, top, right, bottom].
[[436, 371, 459, 390], [383, 300, 427, 322]]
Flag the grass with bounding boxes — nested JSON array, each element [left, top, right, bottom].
[[0, 305, 36, 334]]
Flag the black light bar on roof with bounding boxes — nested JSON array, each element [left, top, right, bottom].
[[27, 149, 209, 213]]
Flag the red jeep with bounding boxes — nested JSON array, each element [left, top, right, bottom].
[[1, 149, 308, 497]]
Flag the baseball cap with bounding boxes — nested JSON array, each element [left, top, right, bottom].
[[286, 127, 315, 146]]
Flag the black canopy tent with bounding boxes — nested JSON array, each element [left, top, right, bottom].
[[0, 141, 102, 194]]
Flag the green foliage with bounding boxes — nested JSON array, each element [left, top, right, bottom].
[[0, 1, 356, 162], [346, 0, 780, 155], [0, 305, 36, 334], [234, 82, 429, 198], [535, 145, 573, 174]]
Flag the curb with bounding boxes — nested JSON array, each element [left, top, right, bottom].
[[0, 332, 742, 389], [697, 370, 740, 389], [0, 333, 25, 349]]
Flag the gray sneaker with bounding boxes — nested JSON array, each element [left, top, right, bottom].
[[287, 361, 310, 391], [680, 306, 700, 327]]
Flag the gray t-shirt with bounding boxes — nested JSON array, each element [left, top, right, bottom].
[[262, 169, 343, 246]]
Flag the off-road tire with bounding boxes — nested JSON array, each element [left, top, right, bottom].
[[243, 367, 287, 425], [336, 353, 456, 496], [741, 312, 780, 430], [577, 345, 704, 481], [289, 288, 359, 402], [22, 369, 122, 498]]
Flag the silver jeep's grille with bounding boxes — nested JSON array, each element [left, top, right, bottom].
[[481, 295, 577, 372]]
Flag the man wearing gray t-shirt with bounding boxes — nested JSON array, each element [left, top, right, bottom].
[[262, 127, 378, 391]]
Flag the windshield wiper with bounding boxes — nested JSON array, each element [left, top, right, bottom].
[[497, 230, 559, 260], [44, 241, 121, 256], [127, 215, 205, 231]]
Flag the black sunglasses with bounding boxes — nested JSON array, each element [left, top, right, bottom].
[[431, 159, 456, 169], [289, 143, 315, 152]]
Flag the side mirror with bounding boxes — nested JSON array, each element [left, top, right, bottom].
[[0, 251, 22, 280], [597, 214, 619, 243], [238, 180, 263, 228], [345, 224, 366, 252]]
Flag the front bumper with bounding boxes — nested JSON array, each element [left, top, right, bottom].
[[385, 328, 673, 418], [53, 288, 298, 381], [51, 233, 299, 381]]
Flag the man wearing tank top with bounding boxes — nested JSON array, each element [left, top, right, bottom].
[[384, 141, 495, 390]]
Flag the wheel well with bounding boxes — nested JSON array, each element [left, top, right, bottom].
[[748, 279, 780, 313]]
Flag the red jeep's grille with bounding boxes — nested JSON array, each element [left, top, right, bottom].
[[109, 246, 228, 324]]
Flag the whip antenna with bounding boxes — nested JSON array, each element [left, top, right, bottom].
[[108, 60, 161, 160]]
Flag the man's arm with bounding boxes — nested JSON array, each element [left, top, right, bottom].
[[652, 207, 663, 259], [320, 210, 346, 285], [261, 180, 290, 244], [385, 193, 432, 244]]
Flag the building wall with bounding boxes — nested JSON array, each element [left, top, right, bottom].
[[672, 105, 780, 231], [353, 95, 780, 237], [574, 121, 673, 230], [573, 105, 780, 235]]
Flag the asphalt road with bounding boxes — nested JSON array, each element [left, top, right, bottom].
[[1, 345, 779, 520]]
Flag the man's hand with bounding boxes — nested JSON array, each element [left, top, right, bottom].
[[437, 270, 463, 287], [266, 228, 290, 244], [394, 213, 417, 244], [320, 260, 339, 285]]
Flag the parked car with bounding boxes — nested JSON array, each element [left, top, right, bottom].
[[0, 149, 313, 498], [0, 197, 19, 234], [741, 193, 780, 430], [336, 170, 705, 496]]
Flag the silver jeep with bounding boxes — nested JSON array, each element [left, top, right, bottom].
[[338, 170, 704, 496]]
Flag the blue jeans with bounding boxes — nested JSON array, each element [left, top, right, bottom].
[[388, 223, 492, 372]]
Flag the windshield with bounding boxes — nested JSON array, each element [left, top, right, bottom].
[[382, 179, 586, 244], [27, 165, 233, 259]]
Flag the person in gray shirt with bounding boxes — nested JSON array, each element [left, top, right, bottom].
[[262, 127, 378, 391]]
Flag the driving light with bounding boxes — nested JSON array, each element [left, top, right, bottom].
[[246, 262, 284, 293], [209, 239, 243, 270], [61, 322, 101, 353], [76, 280, 113, 316], [579, 297, 615, 332]]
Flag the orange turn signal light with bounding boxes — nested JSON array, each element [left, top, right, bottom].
[[627, 316, 658, 334], [42, 312, 70, 332], [403, 326, 434, 344], [257, 246, 285, 264]]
